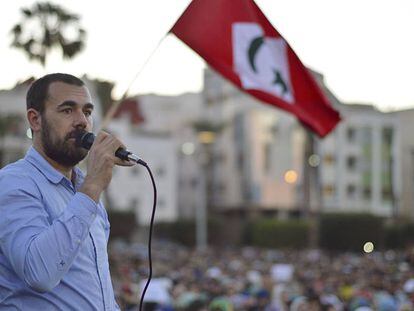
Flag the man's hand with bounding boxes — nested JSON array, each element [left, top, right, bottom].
[[79, 131, 135, 202]]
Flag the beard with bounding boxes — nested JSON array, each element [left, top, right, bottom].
[[41, 118, 88, 167]]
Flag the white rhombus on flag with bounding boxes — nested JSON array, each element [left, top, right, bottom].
[[233, 22, 294, 103]]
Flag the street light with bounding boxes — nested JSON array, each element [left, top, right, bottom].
[[181, 142, 195, 156], [198, 131, 216, 144], [308, 154, 320, 167], [284, 169, 298, 184]]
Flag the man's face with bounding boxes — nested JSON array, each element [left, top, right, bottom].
[[40, 81, 94, 167]]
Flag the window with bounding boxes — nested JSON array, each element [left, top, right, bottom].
[[363, 187, 371, 200], [324, 154, 335, 165], [323, 185, 335, 196], [347, 156, 357, 170], [348, 185, 356, 193], [347, 127, 356, 142], [381, 127, 393, 203], [347, 184, 356, 198], [346, 185, 356, 199], [237, 152, 244, 171], [361, 127, 373, 196], [214, 152, 227, 163], [264, 142, 272, 172], [190, 177, 198, 189], [382, 188, 392, 202], [206, 95, 214, 106], [215, 182, 226, 194]]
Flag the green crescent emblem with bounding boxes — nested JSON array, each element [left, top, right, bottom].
[[247, 36, 289, 95], [248, 36, 264, 73]]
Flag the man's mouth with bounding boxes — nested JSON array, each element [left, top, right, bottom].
[[66, 135, 79, 145], [67, 131, 83, 141]]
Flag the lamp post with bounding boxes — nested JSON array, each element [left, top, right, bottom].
[[196, 161, 208, 251], [182, 129, 216, 251], [195, 130, 216, 251], [303, 129, 321, 248]]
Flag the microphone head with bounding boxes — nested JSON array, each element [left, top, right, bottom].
[[75, 131, 95, 150]]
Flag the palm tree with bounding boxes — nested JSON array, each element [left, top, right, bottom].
[[10, 2, 86, 67]]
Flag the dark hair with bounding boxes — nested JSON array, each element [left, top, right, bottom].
[[26, 73, 84, 113]]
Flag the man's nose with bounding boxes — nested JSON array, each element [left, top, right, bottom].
[[73, 110, 89, 128]]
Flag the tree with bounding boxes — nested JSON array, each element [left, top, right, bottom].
[[10, 2, 86, 67]]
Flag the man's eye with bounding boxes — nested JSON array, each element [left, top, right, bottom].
[[62, 108, 72, 114], [84, 111, 92, 117]]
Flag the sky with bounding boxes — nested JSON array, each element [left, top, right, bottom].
[[0, 0, 413, 111]]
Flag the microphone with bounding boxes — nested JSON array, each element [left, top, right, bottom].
[[75, 131, 146, 165]]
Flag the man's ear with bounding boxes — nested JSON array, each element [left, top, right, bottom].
[[27, 108, 42, 133]]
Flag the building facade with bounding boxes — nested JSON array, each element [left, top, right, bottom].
[[107, 92, 205, 224], [202, 68, 306, 216], [203, 68, 407, 219], [316, 103, 400, 217]]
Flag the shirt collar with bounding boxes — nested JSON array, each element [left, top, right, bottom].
[[72, 166, 85, 190], [25, 146, 85, 186]]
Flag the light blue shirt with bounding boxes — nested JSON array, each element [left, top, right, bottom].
[[0, 147, 120, 310]]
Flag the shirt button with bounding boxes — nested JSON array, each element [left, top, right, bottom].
[[77, 239, 81, 244]]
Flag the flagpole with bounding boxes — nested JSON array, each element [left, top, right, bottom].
[[99, 34, 168, 130], [101, 0, 194, 130]]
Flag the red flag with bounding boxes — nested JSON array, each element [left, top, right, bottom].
[[170, 0, 341, 137]]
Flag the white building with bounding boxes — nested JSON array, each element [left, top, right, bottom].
[[203, 68, 406, 219], [316, 103, 400, 217], [390, 108, 414, 219], [202, 68, 306, 216], [108, 118, 178, 225], [106, 92, 206, 224], [139, 93, 205, 221]]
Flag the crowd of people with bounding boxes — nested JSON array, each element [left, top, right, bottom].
[[109, 240, 414, 311]]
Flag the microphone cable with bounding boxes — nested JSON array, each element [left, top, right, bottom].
[[75, 131, 157, 309], [136, 160, 157, 311]]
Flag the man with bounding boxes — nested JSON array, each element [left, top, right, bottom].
[[0, 73, 134, 310]]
